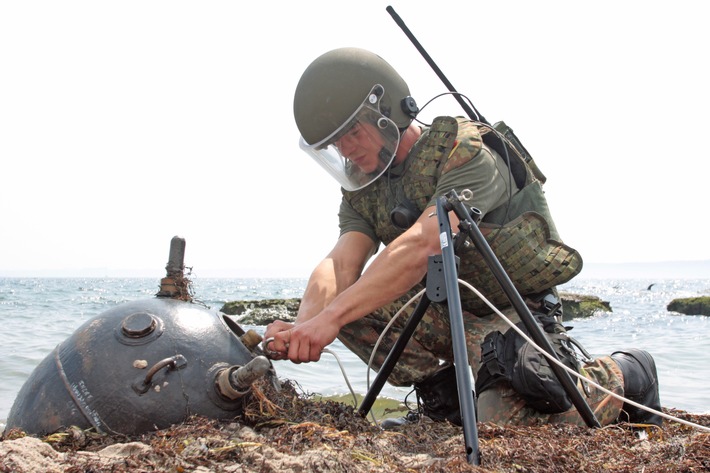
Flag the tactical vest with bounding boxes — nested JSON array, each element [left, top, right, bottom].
[[343, 116, 583, 314]]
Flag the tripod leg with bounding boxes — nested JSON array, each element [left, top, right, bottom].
[[436, 197, 481, 465], [357, 295, 431, 418]]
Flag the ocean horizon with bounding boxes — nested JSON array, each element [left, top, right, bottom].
[[1, 260, 709, 280]]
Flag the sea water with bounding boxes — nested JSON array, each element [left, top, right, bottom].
[[1, 276, 708, 433]]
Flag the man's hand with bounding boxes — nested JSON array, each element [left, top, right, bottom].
[[262, 320, 294, 360], [263, 316, 340, 363]]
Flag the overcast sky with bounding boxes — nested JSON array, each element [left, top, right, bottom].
[[1, 1, 708, 278]]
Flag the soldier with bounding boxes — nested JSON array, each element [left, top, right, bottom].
[[264, 47, 661, 428]]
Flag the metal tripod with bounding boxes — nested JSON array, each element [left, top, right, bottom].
[[357, 189, 600, 466]]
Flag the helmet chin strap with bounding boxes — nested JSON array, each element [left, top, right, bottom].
[[379, 146, 405, 179]]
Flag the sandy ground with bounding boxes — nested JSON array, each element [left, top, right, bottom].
[[2, 381, 708, 473]]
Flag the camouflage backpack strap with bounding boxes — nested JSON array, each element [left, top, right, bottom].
[[402, 116, 458, 205], [402, 116, 482, 212]]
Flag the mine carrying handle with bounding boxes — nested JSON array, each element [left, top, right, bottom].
[[386, 6, 547, 186]]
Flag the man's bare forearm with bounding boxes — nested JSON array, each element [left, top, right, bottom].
[[314, 228, 433, 330]]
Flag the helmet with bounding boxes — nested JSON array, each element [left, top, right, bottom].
[[294, 47, 414, 143], [293, 48, 417, 191]]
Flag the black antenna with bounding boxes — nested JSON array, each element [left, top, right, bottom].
[[386, 5, 488, 125], [387, 5, 544, 189]]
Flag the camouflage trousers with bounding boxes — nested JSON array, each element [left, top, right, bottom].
[[337, 288, 519, 386], [337, 288, 625, 426]]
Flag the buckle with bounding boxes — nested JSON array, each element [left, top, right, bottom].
[[480, 335, 503, 376], [543, 295, 562, 315]]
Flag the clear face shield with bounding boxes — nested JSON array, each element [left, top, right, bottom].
[[299, 85, 401, 191]]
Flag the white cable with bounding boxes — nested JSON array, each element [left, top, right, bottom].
[[358, 288, 427, 427], [322, 347, 378, 425], [366, 288, 427, 391], [457, 278, 710, 433]]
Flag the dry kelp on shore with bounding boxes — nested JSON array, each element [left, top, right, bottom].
[[2, 380, 709, 472]]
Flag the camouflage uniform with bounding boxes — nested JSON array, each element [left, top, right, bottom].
[[337, 116, 624, 425]]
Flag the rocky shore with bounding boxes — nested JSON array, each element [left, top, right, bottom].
[[220, 293, 615, 326], [220, 294, 710, 326]]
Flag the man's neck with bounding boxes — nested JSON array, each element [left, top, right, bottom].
[[393, 124, 422, 165]]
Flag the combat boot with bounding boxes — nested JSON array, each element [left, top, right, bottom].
[[380, 365, 462, 429], [611, 349, 663, 427]]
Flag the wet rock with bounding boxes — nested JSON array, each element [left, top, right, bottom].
[[220, 298, 299, 325], [558, 292, 612, 320], [667, 296, 710, 316]]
